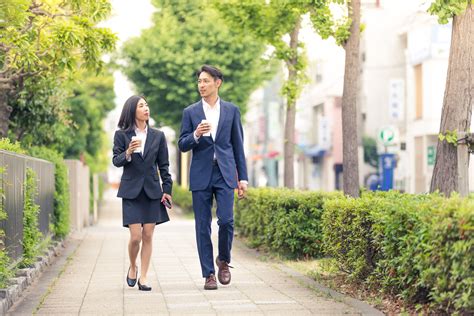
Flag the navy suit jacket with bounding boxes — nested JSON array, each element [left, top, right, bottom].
[[178, 100, 248, 191], [113, 127, 172, 199]]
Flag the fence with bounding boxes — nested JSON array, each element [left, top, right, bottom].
[[0, 150, 54, 262]]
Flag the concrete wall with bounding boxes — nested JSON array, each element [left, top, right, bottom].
[[65, 160, 90, 231]]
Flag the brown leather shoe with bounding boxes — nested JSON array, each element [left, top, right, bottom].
[[204, 274, 218, 290], [216, 256, 231, 285]]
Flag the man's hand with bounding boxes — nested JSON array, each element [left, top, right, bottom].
[[238, 182, 248, 199], [195, 122, 211, 137]]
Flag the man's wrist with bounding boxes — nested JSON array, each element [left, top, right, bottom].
[[239, 180, 248, 184]]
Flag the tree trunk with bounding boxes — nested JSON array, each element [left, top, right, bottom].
[[0, 88, 12, 138], [341, 0, 361, 197], [430, 4, 474, 196], [283, 18, 301, 189]]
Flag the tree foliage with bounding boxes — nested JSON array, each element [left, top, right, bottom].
[[216, 0, 354, 188], [0, 0, 117, 137], [121, 0, 271, 130], [429, 0, 474, 24], [62, 70, 115, 163]]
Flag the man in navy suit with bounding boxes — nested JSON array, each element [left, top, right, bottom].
[[178, 65, 248, 290]]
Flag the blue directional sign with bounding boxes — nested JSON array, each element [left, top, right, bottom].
[[379, 153, 396, 191]]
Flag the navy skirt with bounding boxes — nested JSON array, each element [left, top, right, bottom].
[[122, 189, 169, 227]]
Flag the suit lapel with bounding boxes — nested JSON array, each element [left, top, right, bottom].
[[215, 101, 227, 141], [142, 127, 155, 160], [195, 100, 206, 121], [126, 130, 136, 139], [195, 101, 213, 144]]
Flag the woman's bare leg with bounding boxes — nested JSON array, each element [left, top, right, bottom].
[[139, 223, 156, 284], [128, 224, 142, 278]]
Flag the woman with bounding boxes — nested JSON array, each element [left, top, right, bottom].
[[113, 95, 172, 291]]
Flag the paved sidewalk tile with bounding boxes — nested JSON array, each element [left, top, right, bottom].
[[7, 193, 381, 315]]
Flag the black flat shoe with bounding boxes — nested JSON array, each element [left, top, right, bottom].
[[138, 279, 152, 291], [126, 266, 137, 287]]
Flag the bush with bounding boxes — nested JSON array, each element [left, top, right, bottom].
[[235, 188, 341, 259], [28, 147, 70, 238], [0, 138, 26, 154], [173, 185, 193, 214], [322, 191, 473, 314], [0, 167, 14, 288], [21, 168, 42, 267]]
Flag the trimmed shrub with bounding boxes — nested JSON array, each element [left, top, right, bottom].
[[28, 147, 70, 238], [235, 188, 341, 258], [323, 191, 473, 314], [173, 185, 193, 214], [0, 138, 25, 154], [237, 188, 473, 313]]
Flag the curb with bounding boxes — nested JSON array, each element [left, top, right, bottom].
[[276, 264, 384, 316], [234, 239, 384, 316], [0, 240, 64, 315]]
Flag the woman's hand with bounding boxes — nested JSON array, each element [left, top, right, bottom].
[[161, 193, 172, 209], [126, 139, 141, 156]]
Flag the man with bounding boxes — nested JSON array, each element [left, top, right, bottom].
[[178, 65, 248, 290]]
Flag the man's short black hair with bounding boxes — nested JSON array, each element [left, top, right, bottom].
[[197, 65, 224, 81]]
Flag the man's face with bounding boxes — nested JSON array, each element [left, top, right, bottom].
[[198, 71, 221, 98]]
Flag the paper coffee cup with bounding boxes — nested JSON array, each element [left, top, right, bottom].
[[201, 119, 211, 137], [131, 136, 142, 153]]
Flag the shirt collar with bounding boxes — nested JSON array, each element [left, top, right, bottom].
[[202, 97, 220, 111], [134, 124, 148, 134]]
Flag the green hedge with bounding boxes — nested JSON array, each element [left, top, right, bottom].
[[323, 191, 473, 314], [28, 146, 70, 238], [20, 168, 42, 267], [235, 188, 341, 258], [173, 185, 193, 214], [235, 188, 473, 314]]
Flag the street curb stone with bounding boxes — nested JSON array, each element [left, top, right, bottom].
[[234, 239, 384, 316], [0, 239, 63, 315]]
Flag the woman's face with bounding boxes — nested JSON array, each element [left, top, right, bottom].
[[135, 98, 150, 122]]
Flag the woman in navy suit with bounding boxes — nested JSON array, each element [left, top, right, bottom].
[[113, 95, 173, 291]]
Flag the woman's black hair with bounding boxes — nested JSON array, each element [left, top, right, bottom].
[[117, 95, 148, 131]]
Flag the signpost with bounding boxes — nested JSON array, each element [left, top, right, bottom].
[[379, 153, 396, 191], [427, 145, 436, 166]]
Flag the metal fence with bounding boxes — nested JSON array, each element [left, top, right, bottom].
[[0, 150, 55, 262]]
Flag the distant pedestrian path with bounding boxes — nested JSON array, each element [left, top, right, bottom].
[[7, 190, 381, 315]]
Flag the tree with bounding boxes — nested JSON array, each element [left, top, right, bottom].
[[338, 0, 361, 197], [121, 0, 271, 131], [9, 75, 73, 150], [217, 1, 315, 188], [218, 1, 358, 191], [0, 0, 116, 137], [63, 69, 115, 163], [429, 1, 473, 195]]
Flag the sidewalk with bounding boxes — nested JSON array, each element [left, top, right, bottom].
[[7, 191, 382, 315]]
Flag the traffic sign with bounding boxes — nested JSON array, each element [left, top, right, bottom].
[[378, 126, 398, 146]]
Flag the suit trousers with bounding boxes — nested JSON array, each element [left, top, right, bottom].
[[192, 163, 234, 278]]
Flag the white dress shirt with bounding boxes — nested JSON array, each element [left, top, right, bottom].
[[134, 125, 148, 154], [203, 98, 220, 141], [126, 125, 148, 161]]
